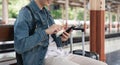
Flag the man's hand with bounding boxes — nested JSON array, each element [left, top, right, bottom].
[[61, 30, 72, 42], [45, 24, 62, 35]]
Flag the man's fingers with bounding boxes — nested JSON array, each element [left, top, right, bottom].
[[62, 33, 69, 39], [63, 32, 70, 37], [69, 29, 73, 33], [53, 25, 62, 34]]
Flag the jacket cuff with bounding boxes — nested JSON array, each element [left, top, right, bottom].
[[36, 28, 48, 42]]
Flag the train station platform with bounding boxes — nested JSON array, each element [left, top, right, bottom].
[[0, 36, 120, 65], [0, 0, 120, 65]]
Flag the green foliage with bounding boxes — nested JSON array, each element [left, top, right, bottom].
[[0, 5, 2, 17], [0, 0, 85, 20], [51, 9, 62, 19], [8, 0, 29, 18], [0, 0, 2, 17], [9, 8, 17, 18], [68, 8, 74, 20], [50, 7, 85, 20], [0, 0, 117, 22], [112, 14, 116, 22], [77, 10, 84, 20], [106, 12, 116, 22]]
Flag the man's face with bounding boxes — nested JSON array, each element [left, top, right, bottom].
[[39, 0, 52, 6]]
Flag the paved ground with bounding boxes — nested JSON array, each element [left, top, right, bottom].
[[63, 37, 120, 65], [105, 37, 120, 65], [106, 50, 120, 65]]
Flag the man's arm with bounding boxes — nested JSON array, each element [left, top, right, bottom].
[[14, 8, 48, 54]]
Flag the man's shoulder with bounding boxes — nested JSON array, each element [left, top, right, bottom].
[[18, 5, 33, 18], [18, 7, 28, 17], [15, 5, 33, 24], [20, 5, 30, 13]]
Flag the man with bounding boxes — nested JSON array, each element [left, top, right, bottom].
[[14, 0, 70, 65], [14, 0, 108, 65]]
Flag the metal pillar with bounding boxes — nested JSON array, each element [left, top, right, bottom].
[[90, 0, 106, 61]]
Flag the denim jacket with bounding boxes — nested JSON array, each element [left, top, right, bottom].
[[14, 1, 62, 65]]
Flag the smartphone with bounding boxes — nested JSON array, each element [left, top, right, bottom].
[[65, 25, 75, 33], [56, 25, 75, 37]]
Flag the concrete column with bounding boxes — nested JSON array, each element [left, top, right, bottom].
[[73, 7, 78, 20], [115, 14, 118, 32], [61, 5, 64, 21], [117, 6, 120, 32], [108, 12, 112, 33], [64, 0, 69, 29], [61, 5, 65, 25], [84, 0, 87, 33], [2, 0, 8, 24], [90, 0, 106, 61], [65, 0, 69, 21]]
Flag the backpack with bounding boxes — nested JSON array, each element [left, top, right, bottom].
[[16, 5, 36, 65]]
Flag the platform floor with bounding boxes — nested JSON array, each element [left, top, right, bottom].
[[105, 37, 120, 65], [64, 37, 120, 65], [0, 37, 120, 65]]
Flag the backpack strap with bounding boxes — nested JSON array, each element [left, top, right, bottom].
[[16, 53, 23, 65], [25, 5, 37, 35], [25, 6, 36, 23]]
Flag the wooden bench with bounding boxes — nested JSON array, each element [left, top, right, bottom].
[[0, 25, 16, 65]]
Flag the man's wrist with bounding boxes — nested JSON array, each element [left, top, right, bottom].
[[45, 29, 49, 34]]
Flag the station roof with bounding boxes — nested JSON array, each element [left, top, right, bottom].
[[53, 0, 120, 13]]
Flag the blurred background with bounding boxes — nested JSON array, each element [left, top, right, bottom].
[[0, 0, 120, 65]]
